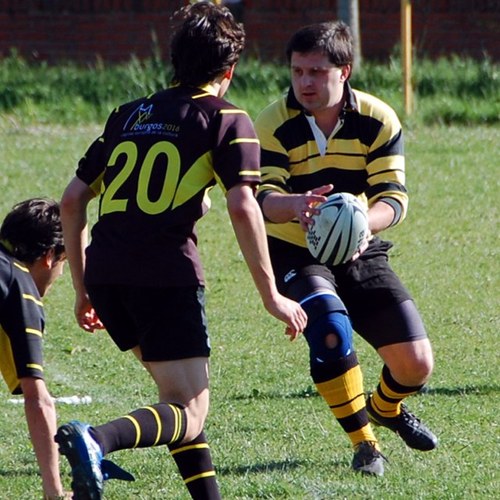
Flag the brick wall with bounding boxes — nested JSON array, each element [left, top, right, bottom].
[[0, 1, 498, 64]]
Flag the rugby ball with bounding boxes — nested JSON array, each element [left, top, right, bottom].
[[306, 192, 368, 266]]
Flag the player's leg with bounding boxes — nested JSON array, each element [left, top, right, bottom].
[[365, 302, 437, 451], [340, 239, 437, 451], [167, 431, 217, 499], [377, 336, 433, 387], [94, 354, 219, 499], [140, 354, 219, 498], [92, 356, 208, 451], [287, 272, 385, 475], [56, 284, 220, 498]]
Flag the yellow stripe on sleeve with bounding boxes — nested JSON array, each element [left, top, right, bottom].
[[22, 294, 43, 307], [220, 109, 249, 116], [239, 170, 261, 178], [25, 328, 42, 337], [229, 138, 260, 145], [26, 363, 43, 372]]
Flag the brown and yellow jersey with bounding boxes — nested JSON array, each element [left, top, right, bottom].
[[77, 85, 261, 286]]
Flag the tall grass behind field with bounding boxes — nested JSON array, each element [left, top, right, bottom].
[[0, 52, 498, 124], [0, 117, 498, 498]]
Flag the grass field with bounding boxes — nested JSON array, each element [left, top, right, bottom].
[[0, 118, 498, 498]]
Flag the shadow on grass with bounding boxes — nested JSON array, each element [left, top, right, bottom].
[[230, 384, 500, 402], [217, 458, 306, 476], [231, 387, 319, 401], [421, 384, 500, 397], [0, 467, 36, 478]]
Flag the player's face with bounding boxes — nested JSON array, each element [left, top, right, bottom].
[[31, 253, 66, 297], [290, 51, 347, 115], [43, 256, 66, 296]]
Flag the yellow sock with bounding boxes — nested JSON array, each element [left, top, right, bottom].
[[371, 365, 422, 419], [315, 354, 379, 448]]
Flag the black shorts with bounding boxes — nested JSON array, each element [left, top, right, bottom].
[[268, 236, 427, 349], [86, 284, 211, 362]]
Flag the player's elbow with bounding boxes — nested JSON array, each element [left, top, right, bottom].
[[61, 177, 94, 214], [226, 184, 258, 221]]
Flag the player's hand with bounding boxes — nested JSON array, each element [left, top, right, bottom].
[[351, 228, 372, 262], [296, 184, 333, 231], [74, 293, 104, 333], [264, 295, 308, 341]]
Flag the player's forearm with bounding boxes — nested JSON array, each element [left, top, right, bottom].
[[60, 178, 93, 295], [260, 191, 302, 223], [23, 386, 64, 496], [226, 186, 280, 305], [367, 200, 397, 234], [61, 220, 88, 296]]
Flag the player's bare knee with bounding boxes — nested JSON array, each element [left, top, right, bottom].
[[391, 357, 433, 385], [182, 403, 208, 442], [415, 356, 434, 382], [409, 347, 434, 381], [183, 421, 205, 443]]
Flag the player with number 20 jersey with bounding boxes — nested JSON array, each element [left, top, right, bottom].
[[56, 4, 306, 498], [79, 85, 260, 288]]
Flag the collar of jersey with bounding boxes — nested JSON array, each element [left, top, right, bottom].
[[169, 83, 218, 96], [199, 83, 218, 96]]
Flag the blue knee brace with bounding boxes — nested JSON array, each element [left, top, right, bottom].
[[301, 291, 353, 362]]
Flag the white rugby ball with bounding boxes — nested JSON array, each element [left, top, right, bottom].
[[306, 192, 368, 266]]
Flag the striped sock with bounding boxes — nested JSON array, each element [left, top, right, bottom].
[[370, 365, 424, 418], [90, 402, 187, 454], [169, 431, 220, 499], [313, 352, 379, 448]]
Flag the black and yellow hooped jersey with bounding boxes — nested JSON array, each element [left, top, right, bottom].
[[255, 83, 408, 248], [77, 85, 261, 287], [0, 245, 45, 394]]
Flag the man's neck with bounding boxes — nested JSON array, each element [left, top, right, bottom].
[[311, 100, 345, 138]]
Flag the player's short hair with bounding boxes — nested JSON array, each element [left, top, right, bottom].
[[0, 198, 64, 264], [170, 1, 245, 87], [286, 21, 353, 67]]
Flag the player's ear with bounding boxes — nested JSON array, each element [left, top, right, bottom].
[[340, 64, 351, 82], [224, 65, 236, 81], [41, 248, 56, 269]]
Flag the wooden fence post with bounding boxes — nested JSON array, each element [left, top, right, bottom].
[[401, 0, 413, 115]]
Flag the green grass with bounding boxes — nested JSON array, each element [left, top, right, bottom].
[[0, 116, 499, 498], [0, 52, 499, 125]]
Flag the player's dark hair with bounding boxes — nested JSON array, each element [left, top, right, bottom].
[[0, 198, 64, 264], [170, 1, 245, 87], [286, 21, 353, 67]]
